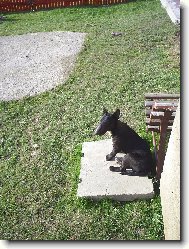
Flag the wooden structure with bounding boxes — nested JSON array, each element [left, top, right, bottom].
[[145, 93, 180, 179], [0, 0, 128, 12]]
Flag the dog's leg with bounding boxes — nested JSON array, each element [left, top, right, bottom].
[[106, 152, 115, 161], [109, 156, 127, 172], [106, 149, 119, 161], [116, 157, 123, 164], [106, 141, 120, 161], [109, 157, 123, 172], [109, 166, 121, 172], [125, 171, 148, 176]]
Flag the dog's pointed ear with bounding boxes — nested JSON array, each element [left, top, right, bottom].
[[103, 107, 108, 115], [113, 109, 120, 119]]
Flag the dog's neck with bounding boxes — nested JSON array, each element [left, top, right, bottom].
[[110, 120, 120, 137]]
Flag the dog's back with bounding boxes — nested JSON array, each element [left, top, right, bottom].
[[112, 120, 150, 154]]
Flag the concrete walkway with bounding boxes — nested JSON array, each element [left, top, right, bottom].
[[160, 0, 180, 23], [160, 101, 180, 240], [77, 139, 154, 202], [0, 31, 86, 101]]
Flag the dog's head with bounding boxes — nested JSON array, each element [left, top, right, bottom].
[[94, 108, 120, 136]]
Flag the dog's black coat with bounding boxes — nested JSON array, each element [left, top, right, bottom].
[[94, 108, 154, 176]]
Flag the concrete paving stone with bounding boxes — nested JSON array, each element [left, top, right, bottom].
[[160, 0, 180, 24], [77, 139, 154, 202]]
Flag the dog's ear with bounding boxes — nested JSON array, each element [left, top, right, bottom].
[[103, 107, 108, 115], [112, 109, 120, 119]]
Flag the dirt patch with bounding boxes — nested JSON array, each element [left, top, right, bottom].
[[0, 31, 86, 101]]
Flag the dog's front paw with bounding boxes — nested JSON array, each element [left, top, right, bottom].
[[109, 166, 115, 171], [106, 154, 113, 161]]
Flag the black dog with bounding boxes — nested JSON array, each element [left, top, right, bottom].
[[94, 108, 154, 176]]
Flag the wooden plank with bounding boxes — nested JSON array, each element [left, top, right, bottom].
[[150, 111, 165, 118], [145, 109, 176, 118], [152, 131, 157, 162], [153, 107, 177, 112], [146, 106, 177, 113], [147, 126, 160, 132], [145, 100, 179, 108], [147, 125, 172, 132], [146, 118, 174, 126], [156, 110, 172, 179], [146, 119, 160, 126], [150, 111, 176, 119], [145, 93, 180, 100], [153, 102, 178, 109]]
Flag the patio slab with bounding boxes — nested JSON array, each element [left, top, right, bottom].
[[77, 139, 154, 202], [160, 0, 180, 23]]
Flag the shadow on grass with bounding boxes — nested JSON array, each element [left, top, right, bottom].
[[0, 16, 19, 24]]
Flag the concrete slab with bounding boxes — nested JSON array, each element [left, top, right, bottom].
[[160, 0, 180, 24], [77, 139, 154, 202], [0, 31, 86, 101]]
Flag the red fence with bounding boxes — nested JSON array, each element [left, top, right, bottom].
[[0, 0, 127, 12]]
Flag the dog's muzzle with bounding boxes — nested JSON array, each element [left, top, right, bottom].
[[94, 124, 105, 136]]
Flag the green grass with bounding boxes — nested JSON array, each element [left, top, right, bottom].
[[0, 0, 180, 240]]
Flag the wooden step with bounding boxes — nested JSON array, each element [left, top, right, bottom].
[[145, 101, 179, 108], [147, 125, 172, 132], [146, 118, 174, 126], [145, 93, 180, 100], [145, 110, 176, 119]]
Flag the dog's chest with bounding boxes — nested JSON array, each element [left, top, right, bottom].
[[112, 135, 122, 148]]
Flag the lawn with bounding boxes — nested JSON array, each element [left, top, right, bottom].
[[0, 0, 180, 240]]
